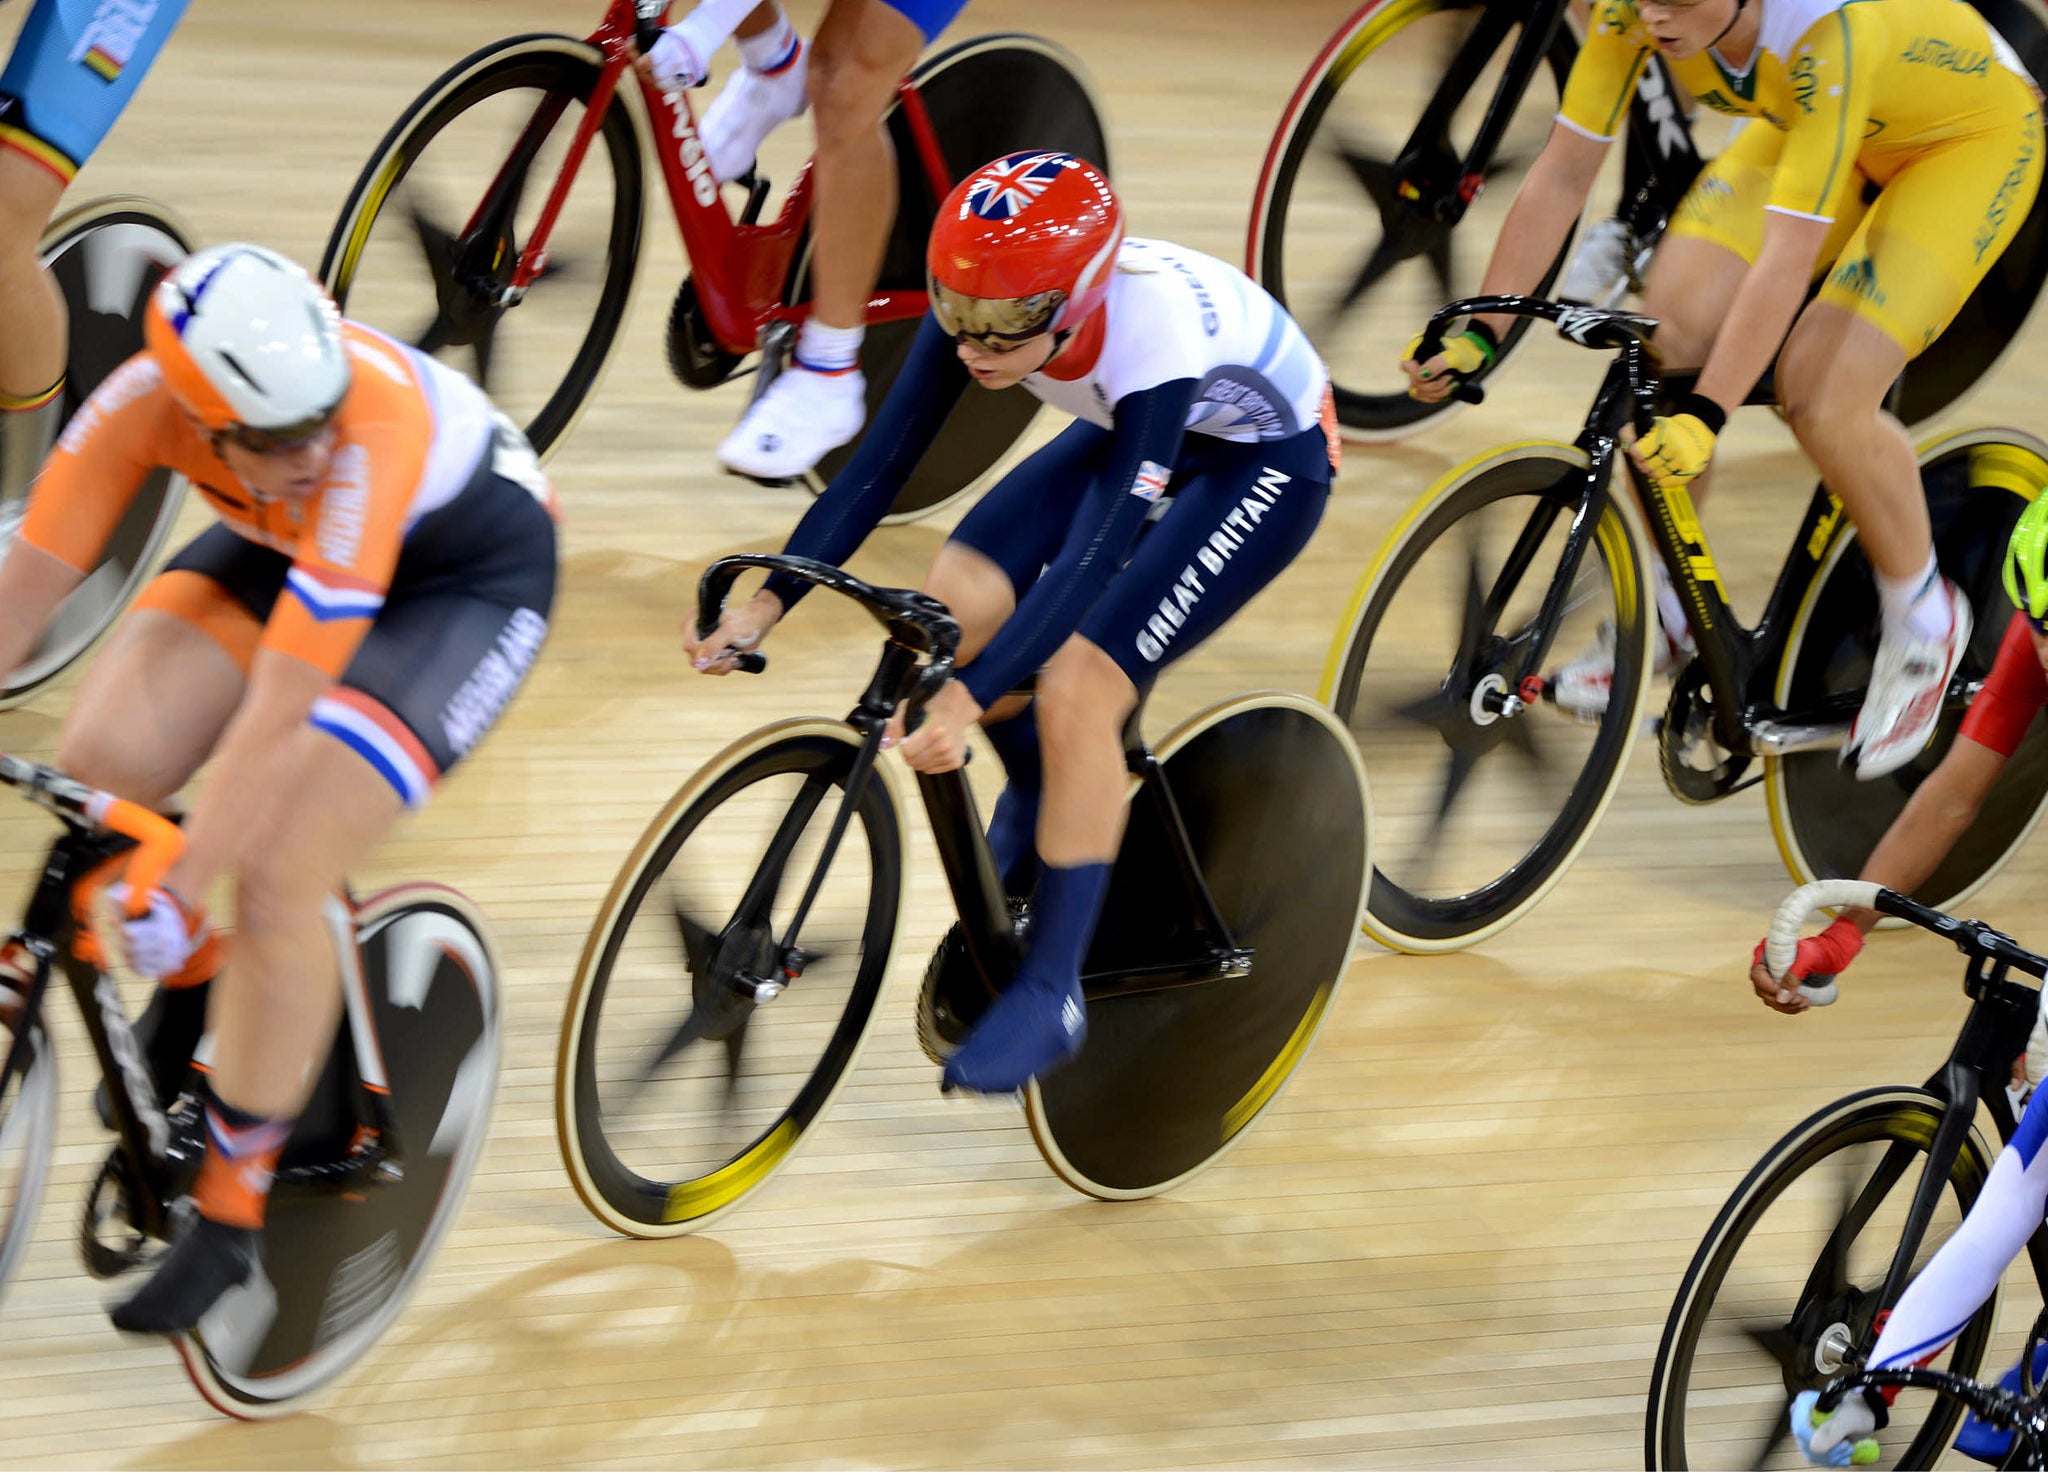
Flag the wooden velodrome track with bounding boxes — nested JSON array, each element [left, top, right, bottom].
[[6, 0, 2048, 1466]]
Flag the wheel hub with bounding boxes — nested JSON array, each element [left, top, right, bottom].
[[1815, 1322, 1855, 1376]]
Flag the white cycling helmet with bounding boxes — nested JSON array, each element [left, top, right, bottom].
[[143, 243, 350, 447]]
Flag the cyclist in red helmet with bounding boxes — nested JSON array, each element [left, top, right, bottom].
[[691, 151, 1341, 1093]]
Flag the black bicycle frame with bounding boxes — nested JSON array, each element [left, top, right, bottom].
[[695, 554, 1254, 1007], [1422, 293, 1930, 758]]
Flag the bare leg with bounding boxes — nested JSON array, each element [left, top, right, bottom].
[[0, 150, 66, 407], [56, 610, 245, 805], [1033, 637, 1137, 867]]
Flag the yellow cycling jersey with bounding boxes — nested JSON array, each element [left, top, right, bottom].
[[1558, 0, 2039, 219]]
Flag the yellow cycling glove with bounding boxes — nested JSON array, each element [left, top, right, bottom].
[[1635, 392, 1728, 487], [1405, 321, 1499, 385]]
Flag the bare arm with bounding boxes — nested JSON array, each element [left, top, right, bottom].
[[1835, 736, 2007, 932], [0, 538, 87, 679], [160, 647, 331, 904], [1471, 123, 1609, 340], [1694, 211, 1829, 416]]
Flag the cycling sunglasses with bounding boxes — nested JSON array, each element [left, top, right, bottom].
[[928, 277, 1065, 352], [222, 408, 339, 457]]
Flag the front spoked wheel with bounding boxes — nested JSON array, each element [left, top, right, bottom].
[[557, 719, 904, 1237], [320, 34, 644, 458], [1322, 443, 1649, 952], [1647, 1089, 1995, 1470], [0, 996, 57, 1311], [2, 198, 190, 707], [1247, 0, 1578, 440]]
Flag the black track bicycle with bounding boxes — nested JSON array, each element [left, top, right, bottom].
[[1648, 876, 2048, 1469], [555, 554, 1369, 1233], [0, 754, 500, 1418], [1322, 294, 2048, 952], [1, 196, 192, 707], [1247, 0, 2048, 439]]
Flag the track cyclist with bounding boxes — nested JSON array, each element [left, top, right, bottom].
[[1403, 0, 2044, 778], [636, 0, 975, 481], [0, 243, 557, 1333], [690, 150, 1340, 1094], [0, 0, 187, 475], [1765, 501, 2048, 1467]]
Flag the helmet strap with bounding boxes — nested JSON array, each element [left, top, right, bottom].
[[1709, 0, 1749, 52]]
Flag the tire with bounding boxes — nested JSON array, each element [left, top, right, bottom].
[[1647, 1088, 1996, 1470], [0, 1011, 56, 1313], [1246, 0, 1579, 441], [1, 197, 191, 708], [1767, 430, 2048, 912], [791, 34, 1110, 522], [320, 35, 644, 461], [556, 719, 905, 1238], [179, 885, 501, 1417], [1027, 693, 1370, 1198], [1320, 442, 1651, 952]]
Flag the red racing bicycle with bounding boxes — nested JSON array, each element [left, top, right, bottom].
[[321, 0, 1107, 519]]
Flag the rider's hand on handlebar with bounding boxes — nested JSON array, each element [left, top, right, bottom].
[[631, 27, 708, 92], [1750, 917, 1865, 1014], [1628, 393, 1727, 489], [688, 589, 783, 675], [886, 678, 981, 774], [1401, 323, 1497, 403], [108, 882, 209, 981], [1790, 1388, 1882, 1467]]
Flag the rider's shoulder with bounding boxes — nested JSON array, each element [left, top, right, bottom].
[[56, 351, 173, 456]]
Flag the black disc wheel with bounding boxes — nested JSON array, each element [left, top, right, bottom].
[[319, 34, 643, 460], [0, 990, 55, 1312], [1323, 443, 1650, 952], [1647, 1088, 1996, 1470], [1028, 694, 1369, 1198], [1768, 430, 2048, 910], [1, 198, 190, 707], [789, 34, 1109, 522], [1247, 0, 1577, 441], [557, 720, 902, 1237], [181, 886, 500, 1417]]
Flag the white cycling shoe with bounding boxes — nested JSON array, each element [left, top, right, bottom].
[[701, 44, 809, 184], [717, 363, 866, 482], [1846, 579, 1972, 780], [1546, 619, 1694, 720]]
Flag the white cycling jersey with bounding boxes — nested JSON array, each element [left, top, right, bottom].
[[1023, 238, 1329, 443]]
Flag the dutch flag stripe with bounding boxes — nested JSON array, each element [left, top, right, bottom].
[[310, 692, 439, 807], [287, 567, 385, 623]]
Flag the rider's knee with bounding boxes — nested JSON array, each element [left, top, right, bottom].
[[232, 848, 329, 942], [806, 17, 917, 150], [1033, 639, 1136, 749], [0, 152, 64, 257]]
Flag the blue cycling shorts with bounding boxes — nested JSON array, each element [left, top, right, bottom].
[[0, 0, 188, 181], [882, 0, 970, 43]]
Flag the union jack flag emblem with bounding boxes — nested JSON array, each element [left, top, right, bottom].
[[1129, 461, 1170, 502], [964, 152, 1069, 221]]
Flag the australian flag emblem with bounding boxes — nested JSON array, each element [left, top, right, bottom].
[[965, 153, 1068, 220]]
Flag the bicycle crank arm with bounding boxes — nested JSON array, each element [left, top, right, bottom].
[[1081, 949, 1255, 1002]]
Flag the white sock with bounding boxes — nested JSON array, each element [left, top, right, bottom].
[[1653, 565, 1690, 650], [736, 7, 798, 71], [795, 319, 863, 375], [1877, 551, 1954, 643], [674, 0, 762, 67]]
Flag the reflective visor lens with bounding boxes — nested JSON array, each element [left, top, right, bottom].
[[928, 278, 1065, 350], [226, 408, 337, 456]]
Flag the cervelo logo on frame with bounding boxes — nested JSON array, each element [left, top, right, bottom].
[[668, 100, 718, 208]]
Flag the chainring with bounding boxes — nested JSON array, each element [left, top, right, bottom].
[[1658, 657, 1752, 804]]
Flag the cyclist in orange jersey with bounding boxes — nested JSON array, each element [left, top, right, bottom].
[[0, 243, 557, 1334]]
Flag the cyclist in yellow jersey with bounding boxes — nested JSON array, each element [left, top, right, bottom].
[[1405, 0, 2044, 778]]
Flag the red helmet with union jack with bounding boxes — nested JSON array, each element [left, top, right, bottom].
[[926, 151, 1123, 351], [143, 243, 351, 450]]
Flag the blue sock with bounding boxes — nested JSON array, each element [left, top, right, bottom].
[[941, 860, 1110, 1094], [979, 709, 1042, 891], [1019, 860, 1111, 984]]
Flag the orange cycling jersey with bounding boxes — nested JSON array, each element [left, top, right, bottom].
[[20, 323, 535, 679]]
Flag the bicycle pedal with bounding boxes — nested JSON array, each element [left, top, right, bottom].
[[723, 464, 801, 490]]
